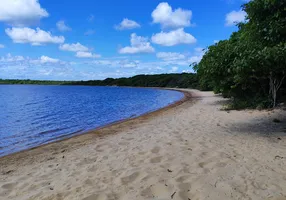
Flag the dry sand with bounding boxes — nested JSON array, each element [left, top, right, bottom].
[[1, 89, 286, 200]]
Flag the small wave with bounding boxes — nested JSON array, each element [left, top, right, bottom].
[[50, 129, 85, 140], [38, 127, 70, 135]]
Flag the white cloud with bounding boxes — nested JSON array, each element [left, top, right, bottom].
[[182, 69, 192, 73], [0, 44, 4, 48], [59, 43, 89, 52], [56, 20, 71, 32], [118, 60, 140, 68], [0, 53, 25, 62], [0, 0, 49, 26], [152, 2, 192, 28], [115, 18, 141, 30], [86, 59, 139, 69], [0, 54, 68, 66], [38, 56, 59, 64], [0, 54, 76, 80], [156, 52, 186, 61], [151, 28, 196, 46], [5, 27, 65, 46], [119, 33, 155, 54], [30, 55, 62, 65], [225, 10, 247, 26], [76, 51, 101, 58], [85, 29, 95, 36], [156, 48, 205, 67]]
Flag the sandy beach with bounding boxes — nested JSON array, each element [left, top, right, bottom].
[[1, 89, 286, 200]]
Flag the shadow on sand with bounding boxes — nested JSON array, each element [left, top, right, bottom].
[[227, 110, 286, 140]]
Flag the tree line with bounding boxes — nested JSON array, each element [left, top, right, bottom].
[[0, 73, 199, 89], [193, 0, 285, 108]]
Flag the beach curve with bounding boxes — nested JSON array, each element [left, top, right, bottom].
[[1, 89, 286, 200]]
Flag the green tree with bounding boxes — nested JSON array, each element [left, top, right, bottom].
[[194, 0, 286, 108]]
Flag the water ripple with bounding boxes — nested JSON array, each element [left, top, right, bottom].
[[0, 85, 184, 156]]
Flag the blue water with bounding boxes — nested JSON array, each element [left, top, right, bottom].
[[0, 85, 184, 156]]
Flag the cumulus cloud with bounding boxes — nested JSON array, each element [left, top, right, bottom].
[[5, 27, 65, 46], [76, 51, 101, 58], [0, 54, 68, 66], [38, 56, 59, 64], [0, 44, 4, 48], [59, 43, 89, 52], [115, 18, 141, 30], [152, 2, 192, 28], [225, 10, 247, 26], [29, 56, 60, 65], [0, 0, 49, 26], [56, 20, 71, 32], [151, 28, 196, 46], [156, 52, 186, 61], [119, 33, 155, 54]]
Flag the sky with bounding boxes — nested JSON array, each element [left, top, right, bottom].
[[0, 0, 247, 80]]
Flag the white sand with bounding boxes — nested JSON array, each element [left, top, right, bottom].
[[1, 89, 286, 200]]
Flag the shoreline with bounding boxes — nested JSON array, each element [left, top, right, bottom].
[[1, 89, 286, 200], [0, 88, 190, 161]]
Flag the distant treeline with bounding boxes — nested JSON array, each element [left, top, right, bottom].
[[0, 73, 199, 89], [0, 79, 68, 85]]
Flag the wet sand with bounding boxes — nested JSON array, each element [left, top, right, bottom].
[[1, 89, 286, 200]]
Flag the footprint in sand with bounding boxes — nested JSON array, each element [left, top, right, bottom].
[[1, 182, 17, 190], [84, 179, 93, 186], [118, 170, 147, 186], [150, 156, 162, 163], [151, 146, 161, 154], [120, 171, 140, 185]]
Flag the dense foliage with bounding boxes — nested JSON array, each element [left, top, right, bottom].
[[0, 73, 199, 89], [194, 0, 286, 108], [71, 73, 199, 88], [0, 79, 67, 85]]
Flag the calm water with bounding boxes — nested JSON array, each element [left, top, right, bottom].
[[0, 85, 184, 156]]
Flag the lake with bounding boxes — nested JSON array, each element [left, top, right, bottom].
[[0, 85, 184, 157]]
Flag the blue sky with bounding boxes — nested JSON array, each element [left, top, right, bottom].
[[0, 0, 247, 80]]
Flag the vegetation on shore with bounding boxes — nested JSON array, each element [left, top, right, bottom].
[[0, 73, 199, 89], [193, 0, 285, 109], [0, 79, 67, 85]]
